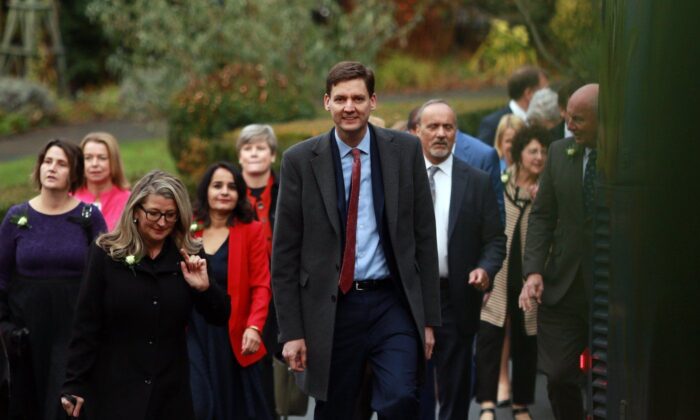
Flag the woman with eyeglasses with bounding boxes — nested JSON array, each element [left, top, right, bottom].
[[187, 162, 272, 420], [0, 139, 106, 420], [476, 125, 552, 420], [60, 170, 230, 420]]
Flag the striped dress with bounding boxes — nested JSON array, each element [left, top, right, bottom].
[[480, 166, 538, 335]]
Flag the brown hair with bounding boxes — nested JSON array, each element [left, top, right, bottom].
[[32, 139, 84, 193], [325, 61, 375, 96], [508, 66, 546, 100]]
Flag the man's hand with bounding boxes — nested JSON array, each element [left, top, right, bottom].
[[519, 274, 544, 312], [424, 327, 435, 360], [468, 268, 490, 292], [282, 338, 307, 372]]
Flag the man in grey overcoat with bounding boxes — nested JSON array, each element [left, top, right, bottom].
[[271, 61, 440, 420]]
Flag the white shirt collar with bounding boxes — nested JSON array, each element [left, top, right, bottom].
[[424, 153, 454, 178], [509, 99, 528, 120]]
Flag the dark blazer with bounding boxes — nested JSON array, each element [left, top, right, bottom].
[[477, 105, 511, 146], [271, 125, 440, 400], [445, 157, 506, 335], [523, 138, 592, 306], [453, 130, 505, 221], [62, 240, 230, 420]]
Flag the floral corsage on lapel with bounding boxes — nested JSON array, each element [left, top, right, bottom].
[[124, 254, 141, 276], [10, 212, 31, 229], [189, 220, 204, 236], [566, 143, 580, 160], [500, 171, 511, 185]]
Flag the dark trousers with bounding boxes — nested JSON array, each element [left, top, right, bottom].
[[537, 275, 589, 420], [314, 285, 420, 420], [433, 292, 475, 420], [475, 319, 537, 404]]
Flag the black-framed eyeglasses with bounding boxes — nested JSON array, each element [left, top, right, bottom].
[[138, 206, 179, 223]]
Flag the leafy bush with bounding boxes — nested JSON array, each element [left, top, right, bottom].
[[168, 63, 315, 186], [456, 106, 502, 136], [468, 18, 538, 80], [0, 77, 57, 132], [56, 85, 124, 123]]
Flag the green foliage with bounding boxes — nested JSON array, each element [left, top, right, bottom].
[[376, 54, 476, 92], [456, 106, 502, 136], [468, 18, 538, 79], [86, 0, 404, 113], [0, 77, 57, 134], [549, 0, 601, 81], [167, 63, 315, 185], [59, 0, 115, 90], [56, 85, 124, 123]]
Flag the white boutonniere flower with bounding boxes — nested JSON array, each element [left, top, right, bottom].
[[500, 172, 510, 184], [124, 254, 140, 276], [566, 145, 577, 158], [10, 214, 31, 229]]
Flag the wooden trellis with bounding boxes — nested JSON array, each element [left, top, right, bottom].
[[0, 0, 67, 94]]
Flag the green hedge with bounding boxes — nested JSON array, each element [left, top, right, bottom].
[[456, 106, 502, 137]]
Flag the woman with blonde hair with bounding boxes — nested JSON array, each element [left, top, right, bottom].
[[494, 115, 526, 172], [73, 132, 130, 230], [61, 170, 230, 420]]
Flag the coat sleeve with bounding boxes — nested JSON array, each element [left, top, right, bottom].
[[522, 143, 559, 277], [477, 176, 507, 285], [410, 140, 441, 327], [271, 150, 306, 343], [62, 243, 107, 398], [244, 222, 271, 330]]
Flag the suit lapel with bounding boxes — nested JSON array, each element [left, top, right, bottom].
[[311, 133, 341, 237], [448, 158, 468, 240], [376, 128, 399, 234]]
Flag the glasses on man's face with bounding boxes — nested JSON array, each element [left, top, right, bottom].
[[139, 206, 179, 223]]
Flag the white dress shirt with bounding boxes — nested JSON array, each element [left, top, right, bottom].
[[509, 99, 528, 121], [424, 154, 453, 278]]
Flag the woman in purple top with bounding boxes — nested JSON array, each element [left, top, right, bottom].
[[0, 139, 106, 420], [72, 132, 131, 231]]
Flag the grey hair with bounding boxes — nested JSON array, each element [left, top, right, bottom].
[[415, 99, 455, 126], [236, 124, 278, 154], [526, 88, 560, 126], [96, 170, 201, 260]]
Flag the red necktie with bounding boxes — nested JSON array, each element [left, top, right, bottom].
[[339, 148, 361, 294]]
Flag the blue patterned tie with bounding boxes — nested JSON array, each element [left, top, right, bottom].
[[583, 149, 597, 218]]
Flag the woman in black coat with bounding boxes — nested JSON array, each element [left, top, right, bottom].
[[61, 170, 231, 420]]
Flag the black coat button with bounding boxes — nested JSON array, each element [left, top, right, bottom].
[[144, 378, 152, 385]]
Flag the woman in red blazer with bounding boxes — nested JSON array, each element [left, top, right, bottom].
[[187, 162, 273, 420]]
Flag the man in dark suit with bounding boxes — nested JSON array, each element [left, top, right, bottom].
[[477, 66, 549, 146], [415, 99, 506, 420], [520, 84, 600, 419], [271, 61, 440, 420]]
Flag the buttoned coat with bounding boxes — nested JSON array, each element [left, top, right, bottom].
[[62, 240, 230, 420], [523, 138, 593, 305], [271, 125, 440, 400]]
